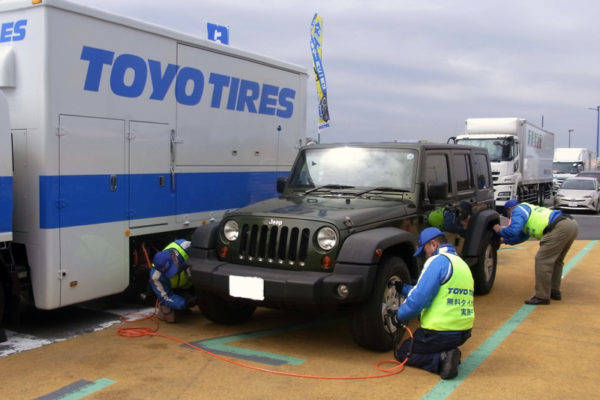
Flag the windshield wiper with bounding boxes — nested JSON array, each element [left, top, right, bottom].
[[304, 184, 355, 194], [355, 187, 410, 196]]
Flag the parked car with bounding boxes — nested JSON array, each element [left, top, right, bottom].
[[188, 142, 501, 350], [554, 177, 600, 213]]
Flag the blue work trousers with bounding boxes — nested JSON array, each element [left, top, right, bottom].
[[395, 328, 471, 374]]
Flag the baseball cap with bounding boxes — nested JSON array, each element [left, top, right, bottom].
[[504, 199, 518, 215], [413, 227, 445, 257], [152, 250, 179, 279]]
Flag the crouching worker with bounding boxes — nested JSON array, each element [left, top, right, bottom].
[[391, 227, 474, 380], [150, 240, 196, 323]]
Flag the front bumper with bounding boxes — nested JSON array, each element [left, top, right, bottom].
[[189, 257, 376, 306], [494, 183, 516, 206], [554, 198, 596, 211]]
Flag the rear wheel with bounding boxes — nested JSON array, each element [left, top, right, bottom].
[[472, 231, 497, 295], [351, 256, 410, 351], [197, 291, 256, 325]]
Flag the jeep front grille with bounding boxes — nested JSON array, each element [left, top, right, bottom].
[[239, 224, 310, 262]]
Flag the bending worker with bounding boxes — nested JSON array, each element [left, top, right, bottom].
[[391, 227, 474, 380], [427, 201, 472, 235], [493, 199, 578, 305], [150, 239, 196, 322]]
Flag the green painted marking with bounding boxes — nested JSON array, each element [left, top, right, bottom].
[[421, 240, 598, 400], [195, 318, 341, 366], [58, 378, 115, 400], [498, 246, 524, 251]]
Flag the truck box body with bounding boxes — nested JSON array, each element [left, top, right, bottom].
[[0, 91, 10, 243], [553, 148, 597, 189], [457, 118, 554, 206], [0, 0, 307, 309]]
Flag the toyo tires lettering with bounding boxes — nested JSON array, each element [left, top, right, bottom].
[[447, 288, 475, 296], [80, 45, 295, 118]]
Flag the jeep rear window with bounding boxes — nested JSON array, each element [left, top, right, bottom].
[[288, 147, 417, 190]]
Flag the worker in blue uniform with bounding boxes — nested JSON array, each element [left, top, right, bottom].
[[493, 199, 578, 305], [391, 227, 474, 380], [150, 239, 196, 322]]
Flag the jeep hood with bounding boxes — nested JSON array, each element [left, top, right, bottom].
[[228, 195, 415, 229]]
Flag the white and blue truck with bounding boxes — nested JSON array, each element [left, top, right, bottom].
[[0, 0, 307, 327]]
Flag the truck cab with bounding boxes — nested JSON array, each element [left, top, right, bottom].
[[188, 142, 500, 351], [455, 133, 520, 204]]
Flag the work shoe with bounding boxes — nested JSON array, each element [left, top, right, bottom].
[[157, 305, 176, 323], [550, 289, 562, 301], [439, 348, 461, 380], [524, 296, 550, 305]]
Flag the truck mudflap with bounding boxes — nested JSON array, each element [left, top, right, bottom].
[[189, 257, 377, 306]]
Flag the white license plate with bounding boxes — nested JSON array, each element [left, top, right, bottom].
[[568, 202, 577, 207], [229, 275, 264, 301]]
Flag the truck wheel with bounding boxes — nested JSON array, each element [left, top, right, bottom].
[[350, 256, 410, 351], [197, 291, 256, 325], [472, 231, 497, 295]]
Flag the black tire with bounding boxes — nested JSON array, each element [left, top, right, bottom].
[[472, 231, 497, 295], [350, 256, 410, 351], [197, 290, 256, 325]]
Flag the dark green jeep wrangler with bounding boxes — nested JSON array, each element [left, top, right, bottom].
[[189, 143, 500, 350]]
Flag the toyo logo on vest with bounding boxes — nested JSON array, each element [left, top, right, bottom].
[[447, 287, 475, 296], [80, 45, 296, 118]]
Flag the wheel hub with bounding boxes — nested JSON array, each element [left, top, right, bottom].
[[381, 275, 405, 334], [483, 244, 494, 280]]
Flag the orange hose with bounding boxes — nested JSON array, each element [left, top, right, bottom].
[[117, 306, 412, 380], [141, 243, 152, 269]]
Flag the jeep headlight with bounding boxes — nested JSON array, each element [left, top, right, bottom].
[[223, 220, 239, 241], [316, 227, 337, 251]]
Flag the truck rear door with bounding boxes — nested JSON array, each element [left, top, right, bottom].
[[58, 115, 128, 306]]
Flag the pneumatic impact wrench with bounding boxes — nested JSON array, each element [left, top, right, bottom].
[[384, 280, 413, 360]]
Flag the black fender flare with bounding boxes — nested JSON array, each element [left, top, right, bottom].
[[463, 209, 500, 258], [337, 227, 415, 264], [190, 222, 220, 250]]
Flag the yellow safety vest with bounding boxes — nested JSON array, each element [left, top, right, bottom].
[[519, 203, 552, 240], [163, 242, 193, 289], [420, 252, 475, 331]]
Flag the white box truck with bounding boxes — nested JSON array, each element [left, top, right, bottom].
[[553, 148, 596, 190], [0, 0, 307, 318], [455, 118, 554, 206]]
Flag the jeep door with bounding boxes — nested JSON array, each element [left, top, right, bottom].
[[471, 150, 495, 210]]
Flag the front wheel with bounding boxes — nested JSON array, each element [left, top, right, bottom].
[[472, 231, 498, 295], [350, 256, 410, 351], [197, 291, 256, 325]]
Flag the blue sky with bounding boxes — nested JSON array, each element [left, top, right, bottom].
[[79, 0, 600, 151]]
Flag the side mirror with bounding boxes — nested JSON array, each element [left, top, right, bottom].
[[427, 182, 448, 202], [276, 177, 287, 193]]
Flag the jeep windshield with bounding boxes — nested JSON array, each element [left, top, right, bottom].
[[288, 147, 416, 193]]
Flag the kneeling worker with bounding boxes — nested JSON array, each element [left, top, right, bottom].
[[392, 227, 473, 380], [493, 199, 578, 305], [150, 239, 196, 322]]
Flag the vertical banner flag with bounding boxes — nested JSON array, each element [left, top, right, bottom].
[[310, 13, 330, 130]]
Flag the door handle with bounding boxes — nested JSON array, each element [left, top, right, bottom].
[[110, 175, 117, 191]]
